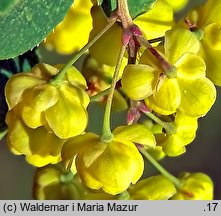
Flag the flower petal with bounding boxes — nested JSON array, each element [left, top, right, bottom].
[[45, 90, 88, 139], [5, 73, 44, 110], [21, 84, 58, 128], [178, 78, 216, 117], [175, 53, 206, 80], [165, 29, 200, 64], [113, 124, 156, 148], [134, 0, 174, 40]]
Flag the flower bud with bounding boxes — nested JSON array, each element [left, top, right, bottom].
[[33, 165, 86, 200], [171, 172, 214, 200], [128, 175, 176, 200], [121, 64, 156, 100]]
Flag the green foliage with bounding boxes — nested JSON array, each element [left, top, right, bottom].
[[0, 0, 18, 15], [0, 0, 73, 60], [102, 0, 156, 19]]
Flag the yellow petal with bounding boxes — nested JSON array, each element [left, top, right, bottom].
[[45, 88, 88, 139], [5, 73, 45, 110], [134, 0, 174, 40], [113, 124, 156, 148], [21, 84, 58, 128], [175, 53, 206, 80], [76, 140, 144, 195], [203, 22, 221, 50], [61, 133, 100, 169], [174, 111, 198, 146], [44, 0, 93, 54], [153, 78, 181, 113], [121, 64, 156, 100], [60, 83, 89, 108], [171, 172, 214, 200], [6, 111, 64, 167], [89, 6, 122, 66], [54, 65, 88, 89], [165, 29, 200, 64], [178, 78, 216, 117], [200, 43, 221, 86], [129, 175, 176, 200]]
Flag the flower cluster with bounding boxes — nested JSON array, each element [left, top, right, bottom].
[[5, 64, 89, 166], [3, 0, 218, 200]]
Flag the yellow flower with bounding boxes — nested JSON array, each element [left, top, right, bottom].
[[5, 63, 89, 139], [89, 0, 174, 66], [44, 0, 93, 54], [128, 175, 176, 200], [33, 165, 86, 199], [140, 28, 216, 117], [156, 111, 198, 156], [6, 110, 64, 167], [62, 124, 156, 195], [171, 172, 214, 200], [5, 63, 89, 166], [180, 0, 221, 85]]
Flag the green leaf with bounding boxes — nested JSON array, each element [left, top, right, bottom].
[[102, 0, 156, 19], [0, 0, 73, 60], [0, 0, 18, 15]]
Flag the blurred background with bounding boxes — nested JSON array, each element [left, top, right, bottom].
[[0, 0, 220, 199]]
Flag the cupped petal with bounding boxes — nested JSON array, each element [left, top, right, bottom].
[[161, 134, 186, 156], [165, 29, 200, 64], [113, 124, 156, 148], [200, 43, 221, 86], [175, 53, 206, 80], [54, 65, 88, 89], [153, 77, 181, 113], [6, 111, 32, 155], [31, 64, 59, 80], [61, 133, 100, 169], [5, 73, 45, 110], [21, 84, 58, 128], [121, 64, 156, 100], [45, 89, 88, 139], [171, 172, 214, 200], [134, 0, 174, 40], [203, 22, 221, 50], [174, 111, 198, 146], [128, 175, 176, 200], [60, 83, 89, 108], [178, 78, 216, 117], [6, 111, 64, 167], [76, 141, 144, 195], [145, 96, 176, 115]]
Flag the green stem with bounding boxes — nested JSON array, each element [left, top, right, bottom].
[[143, 111, 176, 135], [137, 35, 176, 78], [101, 45, 126, 143], [0, 129, 8, 140], [140, 148, 182, 188], [51, 17, 117, 86], [90, 88, 110, 102]]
